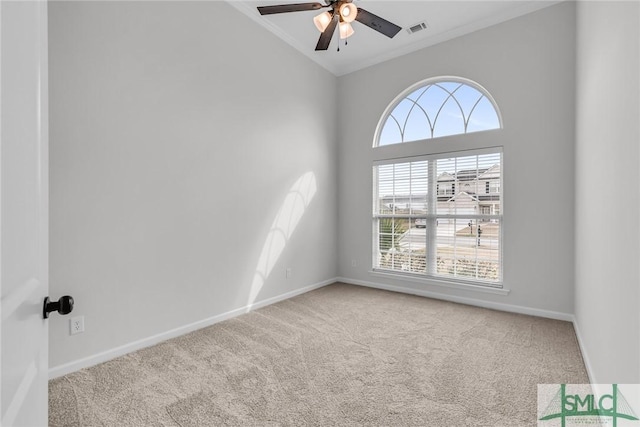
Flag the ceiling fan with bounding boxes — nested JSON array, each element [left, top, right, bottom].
[[256, 1, 402, 51]]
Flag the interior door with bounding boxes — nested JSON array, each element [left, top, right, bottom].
[[1, 0, 50, 425]]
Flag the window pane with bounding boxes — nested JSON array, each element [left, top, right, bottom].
[[403, 107, 431, 143], [375, 80, 501, 146], [435, 218, 500, 282], [379, 118, 402, 146], [433, 96, 465, 138], [381, 99, 414, 145], [417, 84, 449, 121], [436, 154, 501, 216], [377, 216, 418, 272], [453, 84, 484, 119], [378, 217, 407, 250], [467, 96, 501, 133]]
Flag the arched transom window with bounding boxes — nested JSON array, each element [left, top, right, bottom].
[[376, 78, 502, 146]]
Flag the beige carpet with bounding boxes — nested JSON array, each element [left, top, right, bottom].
[[49, 283, 588, 426]]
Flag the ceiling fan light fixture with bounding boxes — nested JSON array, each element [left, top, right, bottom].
[[313, 11, 332, 32], [339, 3, 357, 23], [339, 21, 354, 39], [255, 1, 401, 51]]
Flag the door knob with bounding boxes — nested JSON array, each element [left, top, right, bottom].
[[43, 296, 74, 319]]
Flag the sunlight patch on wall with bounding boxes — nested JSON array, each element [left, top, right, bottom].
[[248, 172, 317, 306]]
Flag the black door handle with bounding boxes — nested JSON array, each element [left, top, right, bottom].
[[43, 296, 74, 319]]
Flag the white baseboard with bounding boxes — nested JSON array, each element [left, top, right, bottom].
[[48, 278, 334, 379], [336, 276, 574, 322], [571, 316, 596, 384], [50, 276, 583, 380]]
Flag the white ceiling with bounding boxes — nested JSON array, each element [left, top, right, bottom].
[[228, 0, 561, 76]]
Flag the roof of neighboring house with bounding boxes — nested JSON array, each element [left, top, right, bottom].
[[437, 171, 456, 182], [478, 164, 501, 179], [437, 164, 500, 182], [444, 192, 479, 202]]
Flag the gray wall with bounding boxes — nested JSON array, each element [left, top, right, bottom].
[[337, 3, 577, 315], [48, 1, 338, 368], [49, 0, 640, 382], [575, 1, 640, 383]]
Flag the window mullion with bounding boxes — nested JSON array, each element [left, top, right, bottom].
[[426, 160, 437, 275], [475, 221, 479, 280]]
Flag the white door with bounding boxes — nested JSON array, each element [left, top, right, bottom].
[[1, 0, 50, 425]]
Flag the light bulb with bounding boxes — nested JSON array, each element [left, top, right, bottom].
[[339, 22, 354, 39], [313, 11, 332, 32], [339, 3, 357, 23]]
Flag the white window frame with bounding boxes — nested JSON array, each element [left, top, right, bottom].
[[372, 148, 505, 291], [371, 76, 506, 294], [374, 76, 503, 147]]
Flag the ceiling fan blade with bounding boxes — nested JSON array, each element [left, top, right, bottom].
[[257, 2, 325, 15], [315, 12, 338, 51], [355, 8, 402, 38]]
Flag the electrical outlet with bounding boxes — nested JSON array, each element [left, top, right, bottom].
[[70, 316, 84, 335], [286, 268, 292, 279]]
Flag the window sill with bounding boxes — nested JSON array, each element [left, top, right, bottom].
[[369, 269, 510, 296]]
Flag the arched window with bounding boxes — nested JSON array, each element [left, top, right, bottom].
[[376, 77, 502, 146], [372, 77, 504, 289]]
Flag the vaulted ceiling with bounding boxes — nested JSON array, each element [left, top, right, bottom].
[[229, 1, 560, 76]]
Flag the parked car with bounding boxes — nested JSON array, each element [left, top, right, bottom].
[[415, 218, 426, 228]]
